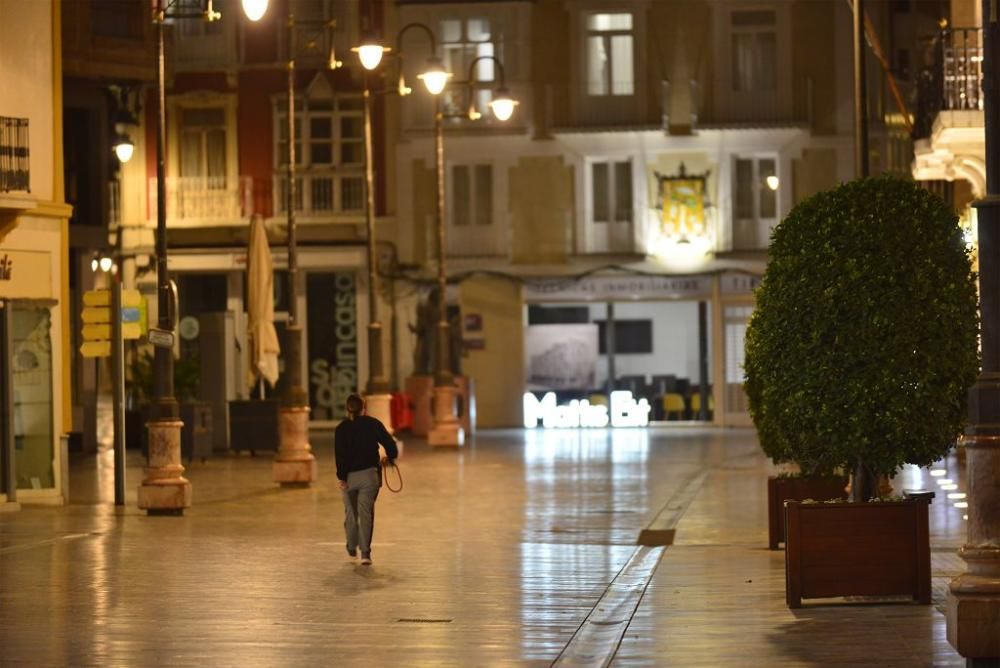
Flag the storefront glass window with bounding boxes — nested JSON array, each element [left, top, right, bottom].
[[12, 304, 53, 490]]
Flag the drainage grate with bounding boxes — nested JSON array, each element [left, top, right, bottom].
[[397, 618, 453, 624]]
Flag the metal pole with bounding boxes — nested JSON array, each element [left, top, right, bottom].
[[364, 72, 387, 394], [1, 302, 14, 503], [853, 0, 869, 178], [283, 13, 306, 407], [946, 0, 1000, 660], [153, 4, 176, 420], [111, 281, 126, 506], [434, 98, 452, 388], [698, 301, 709, 421], [605, 301, 616, 394]]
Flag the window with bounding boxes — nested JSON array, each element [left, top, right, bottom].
[[275, 96, 365, 213], [586, 13, 634, 96], [591, 160, 632, 223], [180, 108, 227, 185], [597, 320, 652, 354], [730, 10, 776, 93], [91, 0, 144, 40], [451, 164, 493, 226], [528, 305, 590, 325], [440, 18, 499, 117], [734, 157, 776, 220]]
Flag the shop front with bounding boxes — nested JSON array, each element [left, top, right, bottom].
[[1, 216, 68, 507], [521, 271, 759, 428], [160, 245, 368, 453]]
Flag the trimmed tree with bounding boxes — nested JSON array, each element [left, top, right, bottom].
[[744, 177, 979, 501]]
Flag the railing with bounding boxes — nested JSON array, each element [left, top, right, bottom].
[[914, 27, 982, 139], [148, 176, 254, 224], [108, 180, 121, 228], [543, 77, 811, 133], [694, 77, 813, 128], [0, 117, 29, 193], [273, 170, 365, 217]]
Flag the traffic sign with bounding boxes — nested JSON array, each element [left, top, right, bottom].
[[83, 290, 111, 307], [80, 340, 111, 358], [81, 307, 111, 324], [80, 289, 146, 355]]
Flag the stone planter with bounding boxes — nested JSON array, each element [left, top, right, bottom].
[[784, 498, 932, 608], [767, 475, 848, 549]]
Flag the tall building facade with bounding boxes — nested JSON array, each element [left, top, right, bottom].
[[0, 0, 73, 507], [391, 0, 893, 427]]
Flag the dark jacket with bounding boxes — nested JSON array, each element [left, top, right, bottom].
[[334, 415, 398, 482]]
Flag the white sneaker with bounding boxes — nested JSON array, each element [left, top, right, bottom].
[[360, 553, 372, 565]]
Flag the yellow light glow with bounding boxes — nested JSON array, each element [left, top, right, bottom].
[[114, 139, 134, 163], [418, 68, 451, 95], [241, 0, 268, 21], [489, 93, 518, 121], [766, 175, 779, 191], [955, 501, 969, 509], [354, 44, 386, 71]]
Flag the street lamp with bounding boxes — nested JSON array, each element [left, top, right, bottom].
[[946, 0, 1000, 660], [271, 10, 339, 486], [425, 55, 517, 448], [138, 0, 268, 515], [351, 23, 448, 431]]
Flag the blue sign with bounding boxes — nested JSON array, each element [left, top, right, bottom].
[[121, 307, 140, 323]]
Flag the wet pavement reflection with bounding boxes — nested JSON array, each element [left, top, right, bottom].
[[0, 427, 969, 666]]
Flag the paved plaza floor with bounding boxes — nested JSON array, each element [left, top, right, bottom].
[[0, 426, 970, 666]]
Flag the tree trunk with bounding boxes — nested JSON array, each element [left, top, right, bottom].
[[849, 457, 878, 503]]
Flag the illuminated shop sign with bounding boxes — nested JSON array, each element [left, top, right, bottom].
[[523, 391, 651, 429]]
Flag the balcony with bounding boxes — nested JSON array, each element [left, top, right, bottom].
[[273, 170, 365, 220], [912, 27, 986, 195], [0, 117, 29, 193], [148, 176, 254, 227], [543, 78, 812, 134]]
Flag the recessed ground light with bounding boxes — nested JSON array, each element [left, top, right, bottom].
[[954, 502, 969, 509], [963, 514, 969, 520], [936, 478, 954, 485], [941, 484, 959, 491], [947, 493, 967, 500], [930, 469, 947, 477]]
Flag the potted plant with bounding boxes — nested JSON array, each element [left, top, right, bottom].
[[127, 350, 211, 461], [744, 177, 979, 607]]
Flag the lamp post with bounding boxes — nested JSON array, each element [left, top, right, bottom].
[[946, 1, 1000, 661], [139, 0, 267, 514], [353, 24, 448, 430], [426, 56, 517, 448], [271, 11, 339, 485], [853, 0, 869, 178]]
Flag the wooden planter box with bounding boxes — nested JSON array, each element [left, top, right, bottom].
[[767, 476, 848, 549], [784, 498, 932, 608]]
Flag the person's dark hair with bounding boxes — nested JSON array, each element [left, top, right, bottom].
[[345, 393, 364, 417]]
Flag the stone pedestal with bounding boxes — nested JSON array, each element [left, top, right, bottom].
[[365, 392, 393, 433], [428, 384, 465, 448], [272, 406, 317, 485], [947, 437, 1000, 662], [138, 419, 191, 513]]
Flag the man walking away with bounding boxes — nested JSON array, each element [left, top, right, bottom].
[[335, 394, 398, 565]]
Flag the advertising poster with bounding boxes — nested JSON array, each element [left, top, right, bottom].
[[661, 178, 706, 238], [524, 324, 598, 390], [306, 272, 358, 421]]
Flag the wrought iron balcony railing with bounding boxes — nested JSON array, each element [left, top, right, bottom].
[[148, 176, 254, 225], [914, 27, 983, 138], [0, 117, 29, 193]]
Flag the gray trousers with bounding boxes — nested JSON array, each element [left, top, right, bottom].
[[342, 467, 380, 555]]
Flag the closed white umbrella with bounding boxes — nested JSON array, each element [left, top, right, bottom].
[[246, 214, 280, 393]]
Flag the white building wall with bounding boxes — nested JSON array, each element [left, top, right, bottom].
[[0, 0, 55, 202]]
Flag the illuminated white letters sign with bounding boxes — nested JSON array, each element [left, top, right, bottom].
[[523, 391, 651, 429]]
